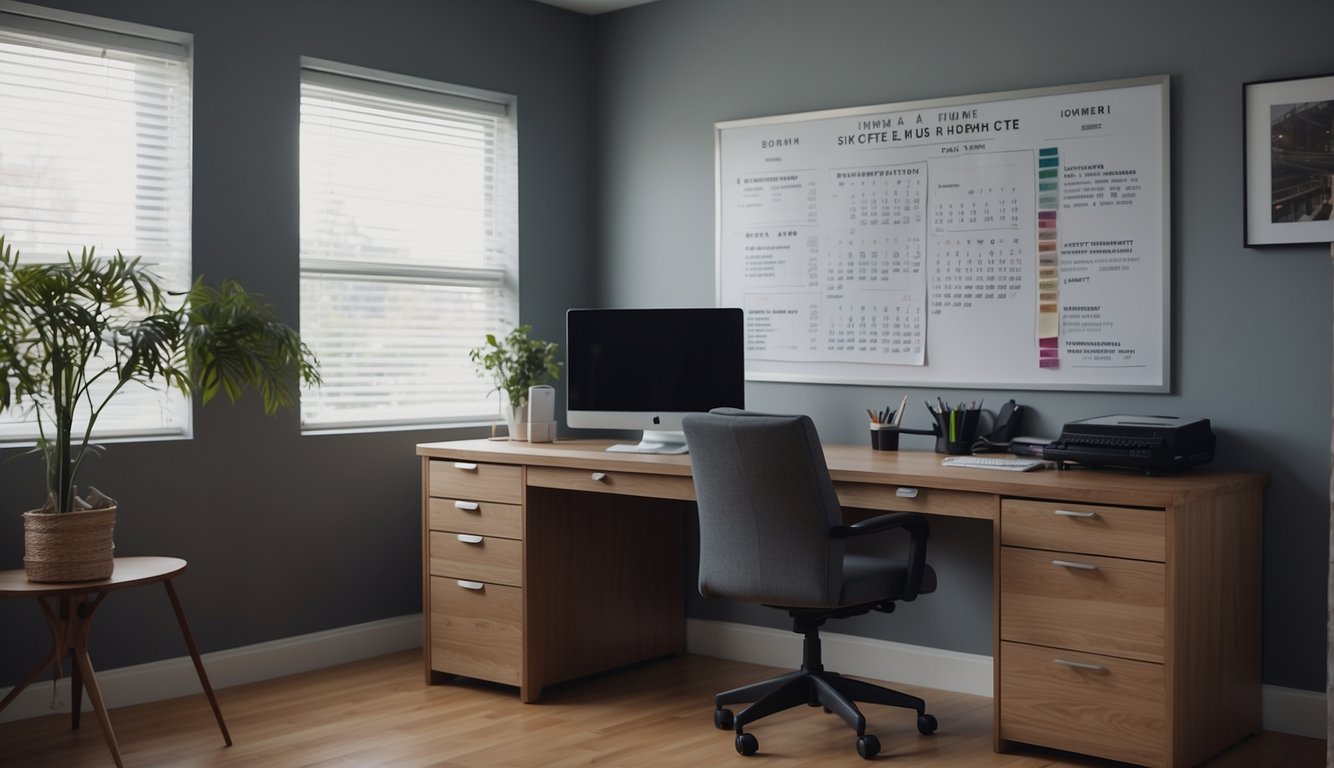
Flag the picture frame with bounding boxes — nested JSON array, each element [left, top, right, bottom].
[[1243, 73, 1334, 246]]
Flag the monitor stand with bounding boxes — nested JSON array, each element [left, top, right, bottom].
[[607, 430, 689, 454]]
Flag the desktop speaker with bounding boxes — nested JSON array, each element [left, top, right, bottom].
[[527, 385, 556, 442]]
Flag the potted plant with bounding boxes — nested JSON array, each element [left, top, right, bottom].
[[0, 237, 321, 581], [468, 325, 561, 440]]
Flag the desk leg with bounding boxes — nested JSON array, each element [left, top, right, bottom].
[[163, 579, 232, 746]]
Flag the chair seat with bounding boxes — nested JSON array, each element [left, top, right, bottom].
[[840, 555, 937, 607]]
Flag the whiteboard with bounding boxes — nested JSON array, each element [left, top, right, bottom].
[[715, 76, 1169, 392]]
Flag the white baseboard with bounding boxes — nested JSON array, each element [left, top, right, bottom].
[[0, 614, 422, 724], [3, 614, 1325, 741], [686, 618, 1328, 740]]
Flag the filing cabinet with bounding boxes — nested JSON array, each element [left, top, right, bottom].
[[425, 459, 524, 687], [996, 496, 1260, 768]]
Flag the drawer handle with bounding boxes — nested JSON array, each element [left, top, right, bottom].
[[457, 534, 484, 544], [456, 580, 485, 590], [895, 487, 919, 499], [1052, 559, 1098, 571], [591, 472, 608, 482], [1054, 658, 1106, 672], [1054, 509, 1097, 518], [453, 462, 479, 471], [454, 501, 480, 511]]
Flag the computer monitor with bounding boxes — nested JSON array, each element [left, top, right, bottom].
[[565, 307, 745, 453]]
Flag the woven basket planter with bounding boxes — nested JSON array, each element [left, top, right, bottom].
[[22, 506, 117, 582]]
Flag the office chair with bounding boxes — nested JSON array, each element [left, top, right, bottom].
[[682, 408, 938, 760]]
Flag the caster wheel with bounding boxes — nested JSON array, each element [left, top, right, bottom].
[[856, 734, 881, 759], [714, 708, 734, 730], [736, 732, 759, 756], [917, 713, 938, 735]]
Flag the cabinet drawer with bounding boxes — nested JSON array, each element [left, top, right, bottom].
[[836, 482, 995, 520], [1001, 498, 1164, 561], [1001, 547, 1164, 662], [429, 576, 521, 686], [429, 531, 522, 587], [527, 465, 696, 500], [429, 460, 522, 504], [1000, 641, 1165, 767], [428, 497, 522, 539]]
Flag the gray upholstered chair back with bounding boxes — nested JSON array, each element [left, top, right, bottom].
[[683, 408, 845, 609]]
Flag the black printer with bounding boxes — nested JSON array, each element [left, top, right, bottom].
[[1043, 415, 1215, 473]]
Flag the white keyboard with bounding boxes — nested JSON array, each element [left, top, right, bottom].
[[941, 456, 1046, 472]]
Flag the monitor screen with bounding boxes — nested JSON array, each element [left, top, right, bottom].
[[566, 307, 744, 452]]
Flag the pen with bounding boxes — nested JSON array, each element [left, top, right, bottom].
[[893, 395, 907, 426], [867, 409, 877, 424]]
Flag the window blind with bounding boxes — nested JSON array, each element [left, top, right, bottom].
[[299, 66, 518, 431], [0, 8, 192, 444]]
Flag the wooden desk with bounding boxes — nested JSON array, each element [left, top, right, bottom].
[[417, 438, 1265, 768], [0, 557, 231, 768]]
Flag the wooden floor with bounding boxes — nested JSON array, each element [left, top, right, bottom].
[[0, 651, 1323, 767]]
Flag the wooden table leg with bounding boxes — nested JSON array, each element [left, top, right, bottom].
[[0, 598, 65, 716], [72, 642, 123, 767], [63, 592, 124, 768], [163, 579, 232, 746]]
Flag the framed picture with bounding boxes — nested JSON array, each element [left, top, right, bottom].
[[1244, 73, 1334, 246]]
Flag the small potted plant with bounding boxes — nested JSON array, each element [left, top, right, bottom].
[[0, 237, 321, 581], [469, 325, 561, 440]]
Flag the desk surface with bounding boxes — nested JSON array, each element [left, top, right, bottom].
[[417, 438, 1265, 510]]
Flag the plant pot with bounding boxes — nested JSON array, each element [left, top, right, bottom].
[[504, 403, 529, 441], [22, 506, 116, 582]]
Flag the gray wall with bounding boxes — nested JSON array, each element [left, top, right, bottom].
[[592, 0, 1333, 692], [0, 0, 594, 684]]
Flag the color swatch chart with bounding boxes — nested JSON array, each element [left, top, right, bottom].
[[1037, 147, 1061, 368]]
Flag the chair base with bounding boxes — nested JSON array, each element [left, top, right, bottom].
[[717, 668, 927, 737], [712, 614, 937, 758]]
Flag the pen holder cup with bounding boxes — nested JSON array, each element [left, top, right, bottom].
[[870, 424, 900, 451], [933, 409, 981, 455]]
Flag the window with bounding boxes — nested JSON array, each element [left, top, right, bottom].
[[0, 4, 193, 443], [298, 61, 518, 432]]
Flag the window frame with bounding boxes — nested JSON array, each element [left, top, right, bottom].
[[297, 58, 520, 434], [0, 0, 194, 447]]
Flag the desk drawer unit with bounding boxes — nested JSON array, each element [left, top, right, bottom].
[[425, 459, 524, 688], [999, 497, 1168, 765]]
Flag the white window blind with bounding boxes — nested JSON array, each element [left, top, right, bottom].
[[0, 6, 193, 444], [299, 63, 518, 431]]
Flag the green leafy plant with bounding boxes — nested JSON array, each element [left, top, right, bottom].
[[468, 324, 561, 409], [0, 236, 321, 515]]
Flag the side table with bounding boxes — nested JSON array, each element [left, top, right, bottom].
[[0, 556, 231, 767]]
